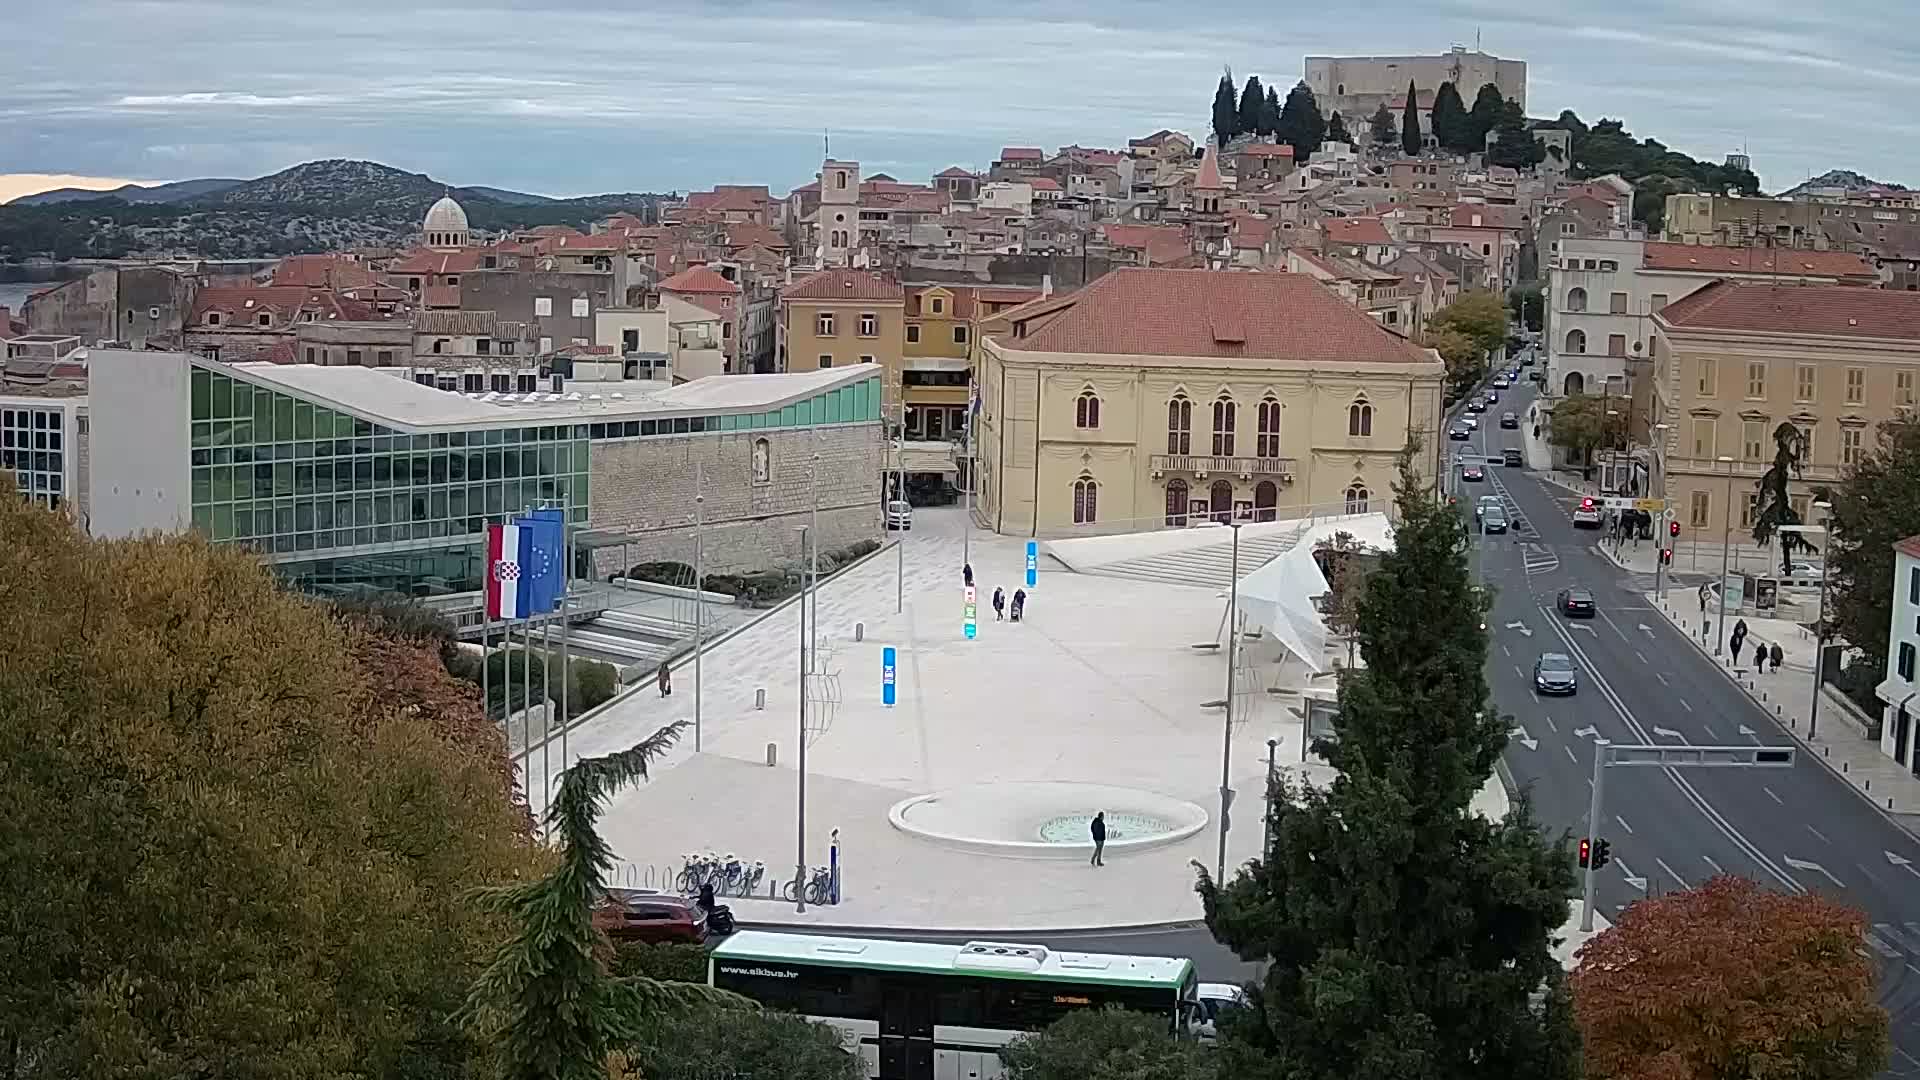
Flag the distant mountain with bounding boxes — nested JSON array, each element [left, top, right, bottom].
[[458, 185, 558, 206], [12, 177, 242, 206], [1776, 169, 1910, 198]]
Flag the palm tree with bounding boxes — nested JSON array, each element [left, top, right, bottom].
[[467, 720, 738, 1079], [1751, 422, 1817, 575]]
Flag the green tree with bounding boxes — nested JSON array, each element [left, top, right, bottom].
[[1325, 110, 1350, 146], [1430, 327, 1485, 395], [1751, 421, 1817, 576], [626, 1007, 864, 1080], [1238, 74, 1267, 140], [1826, 413, 1920, 673], [1486, 98, 1546, 170], [1544, 391, 1625, 470], [1315, 531, 1377, 667], [1212, 71, 1239, 147], [0, 493, 534, 1078], [1507, 282, 1544, 333], [1196, 452, 1582, 1080], [1467, 82, 1507, 150], [1276, 81, 1327, 160], [1000, 1007, 1212, 1080], [1263, 85, 1281, 136], [1369, 103, 1398, 148], [1400, 80, 1422, 156], [1429, 81, 1470, 152], [1573, 877, 1889, 1080], [467, 722, 734, 1080], [1428, 289, 1509, 359]]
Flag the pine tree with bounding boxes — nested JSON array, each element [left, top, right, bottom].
[[1400, 80, 1422, 156], [1467, 82, 1507, 151], [1275, 81, 1327, 160], [1326, 110, 1350, 146], [1237, 75, 1267, 142], [1196, 452, 1582, 1080], [1486, 103, 1546, 170], [1264, 85, 1282, 136], [1430, 81, 1469, 153], [1369, 103, 1398, 148], [1213, 71, 1240, 147]]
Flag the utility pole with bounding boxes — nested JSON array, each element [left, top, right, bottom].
[[1217, 520, 1242, 883], [693, 463, 706, 752], [796, 524, 813, 913]]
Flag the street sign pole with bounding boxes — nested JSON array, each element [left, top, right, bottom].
[[1581, 739, 1607, 932]]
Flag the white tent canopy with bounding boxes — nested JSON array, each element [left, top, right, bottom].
[[1231, 512, 1396, 673]]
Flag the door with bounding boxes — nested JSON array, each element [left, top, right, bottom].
[[1895, 705, 1910, 767], [1209, 480, 1233, 523], [879, 985, 934, 1080], [1254, 480, 1278, 522]]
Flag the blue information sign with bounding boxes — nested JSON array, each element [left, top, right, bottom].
[[963, 586, 977, 640], [882, 646, 897, 706], [1025, 540, 1038, 588]]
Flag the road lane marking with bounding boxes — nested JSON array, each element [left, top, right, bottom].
[[1679, 697, 1694, 712], [1652, 726, 1684, 739], [1703, 855, 1724, 875], [1806, 824, 1830, 845], [1782, 856, 1844, 890], [1502, 644, 1511, 657], [1654, 856, 1690, 889], [1764, 786, 1783, 804], [1655, 671, 1669, 686], [1616, 860, 1647, 891], [1702, 724, 1718, 740], [1544, 715, 1558, 733], [1514, 665, 1525, 680], [1894, 1047, 1920, 1070], [1878, 922, 1920, 952], [1564, 745, 1578, 764], [1865, 929, 1902, 959], [1635, 650, 1649, 664], [1599, 609, 1631, 642]]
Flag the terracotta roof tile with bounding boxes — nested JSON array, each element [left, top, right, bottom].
[[782, 269, 904, 302], [723, 223, 788, 252], [1236, 143, 1295, 158], [1196, 144, 1225, 190], [270, 255, 377, 289], [1656, 279, 1920, 338], [1001, 268, 1435, 364], [422, 284, 460, 308], [1640, 242, 1874, 280], [1447, 203, 1527, 230], [1895, 534, 1920, 560], [417, 309, 498, 336], [1102, 224, 1193, 266], [936, 166, 976, 178], [386, 248, 486, 275], [999, 147, 1045, 161], [1029, 177, 1062, 192], [658, 265, 741, 295], [1324, 217, 1392, 246]]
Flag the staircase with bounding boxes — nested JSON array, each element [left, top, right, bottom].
[[1084, 524, 1311, 589]]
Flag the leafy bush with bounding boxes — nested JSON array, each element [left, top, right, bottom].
[[621, 536, 882, 609], [1000, 1007, 1211, 1080], [610, 941, 710, 984], [570, 657, 619, 715], [625, 1005, 864, 1080]]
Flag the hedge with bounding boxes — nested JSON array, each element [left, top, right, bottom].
[[622, 539, 885, 609]]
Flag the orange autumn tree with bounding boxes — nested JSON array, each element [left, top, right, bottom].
[[1571, 876, 1889, 1080]]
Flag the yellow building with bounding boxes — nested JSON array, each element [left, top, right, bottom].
[[902, 284, 1044, 440], [974, 268, 1447, 535], [1651, 280, 1920, 540], [776, 269, 906, 401]]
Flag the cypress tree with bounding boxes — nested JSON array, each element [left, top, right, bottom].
[[1430, 81, 1469, 152], [1401, 80, 1423, 156], [1276, 80, 1327, 160], [1468, 82, 1507, 150], [1213, 71, 1240, 147], [1326, 110, 1350, 146], [1197, 453, 1582, 1080], [1264, 85, 1282, 137], [1238, 74, 1267, 141], [1369, 103, 1398, 148]]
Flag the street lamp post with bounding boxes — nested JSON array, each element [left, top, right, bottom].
[[1781, 504, 1832, 737], [1651, 423, 1671, 599], [1262, 736, 1279, 858], [795, 522, 813, 913], [1715, 455, 1736, 656], [1217, 520, 1242, 884]]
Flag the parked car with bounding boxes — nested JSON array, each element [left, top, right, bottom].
[[885, 499, 913, 531], [1557, 587, 1597, 618], [1521, 354, 1535, 366], [1499, 411, 1519, 429], [1571, 498, 1603, 529], [1534, 651, 1578, 695], [1482, 506, 1509, 533], [1502, 448, 1524, 467], [1462, 465, 1485, 482], [592, 889, 709, 945]]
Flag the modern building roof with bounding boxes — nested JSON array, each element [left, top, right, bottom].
[[216, 357, 879, 433], [658, 265, 741, 295], [1640, 242, 1875, 280], [994, 268, 1436, 365], [782, 269, 905, 303], [1656, 279, 1920, 340]]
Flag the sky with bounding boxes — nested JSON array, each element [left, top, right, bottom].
[[3, 0, 1918, 200]]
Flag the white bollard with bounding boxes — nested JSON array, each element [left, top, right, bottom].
[[855, 621, 865, 642], [767, 742, 778, 767], [756, 687, 767, 710]]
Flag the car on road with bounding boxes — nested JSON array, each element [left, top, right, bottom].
[[1461, 415, 1478, 430], [1482, 506, 1509, 533], [1462, 465, 1485, 482], [1466, 397, 1487, 413], [1448, 424, 1471, 440], [1785, 560, 1824, 579], [1533, 651, 1578, 695], [1502, 448, 1524, 467], [1499, 411, 1519, 429], [1195, 982, 1248, 1040], [885, 499, 913, 531], [1491, 376, 1510, 389], [1475, 494, 1501, 519], [592, 889, 710, 945], [1571, 498, 1603, 529], [1557, 587, 1597, 618], [1521, 354, 1534, 366]]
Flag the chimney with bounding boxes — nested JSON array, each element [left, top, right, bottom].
[[1041, 273, 1053, 299]]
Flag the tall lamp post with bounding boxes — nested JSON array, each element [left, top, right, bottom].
[[1780, 502, 1833, 737], [1715, 455, 1736, 656], [1216, 520, 1243, 883]]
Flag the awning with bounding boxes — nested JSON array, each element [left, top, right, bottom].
[[1232, 513, 1397, 673]]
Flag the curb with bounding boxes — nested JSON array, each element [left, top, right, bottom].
[[736, 918, 1211, 938]]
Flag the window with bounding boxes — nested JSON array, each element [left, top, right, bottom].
[[1165, 479, 1190, 526], [431, 339, 445, 354], [1843, 426, 1864, 465], [534, 297, 553, 317], [1566, 287, 1588, 312], [1691, 417, 1716, 458], [1795, 364, 1816, 402], [954, 326, 969, 345], [1211, 395, 1237, 455], [1845, 367, 1865, 404], [500, 340, 515, 354], [906, 325, 921, 343], [1651, 293, 1670, 312], [1690, 490, 1710, 528], [818, 354, 833, 369], [463, 373, 484, 393], [1798, 423, 1815, 463], [1167, 395, 1192, 454], [931, 297, 945, 314], [1698, 357, 1717, 395], [1600, 260, 1619, 272], [816, 312, 835, 336], [1911, 566, 1919, 605], [539, 337, 552, 354], [1609, 291, 1628, 315], [205, 312, 222, 326], [859, 312, 878, 337], [1344, 482, 1370, 515], [571, 297, 590, 318], [477, 338, 491, 355], [1256, 396, 1281, 457], [1561, 222, 1577, 235], [623, 328, 639, 353], [1072, 474, 1098, 524], [1741, 493, 1759, 529], [1565, 329, 1586, 354], [1900, 642, 1916, 683], [1075, 390, 1101, 429], [376, 350, 394, 367], [148, 306, 160, 320], [1742, 420, 1765, 460], [256, 313, 271, 327], [1348, 399, 1373, 437], [1899, 369, 1915, 406], [1608, 334, 1627, 357], [1746, 361, 1767, 400], [305, 347, 317, 363], [835, 171, 847, 189]]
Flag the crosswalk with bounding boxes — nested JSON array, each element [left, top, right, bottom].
[[1522, 542, 1560, 575], [1866, 921, 1920, 966]]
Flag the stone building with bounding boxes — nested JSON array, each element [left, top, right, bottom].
[[24, 265, 197, 348], [1304, 47, 1527, 126]]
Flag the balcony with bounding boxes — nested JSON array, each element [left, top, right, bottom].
[[1150, 454, 1297, 482]]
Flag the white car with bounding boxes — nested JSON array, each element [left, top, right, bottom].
[[1193, 982, 1248, 1040], [885, 499, 913, 531], [1461, 415, 1479, 430]]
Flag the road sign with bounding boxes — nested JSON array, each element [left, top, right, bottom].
[[963, 585, 978, 640], [1025, 541, 1038, 588], [1600, 496, 1670, 512], [882, 646, 897, 707], [1634, 498, 1668, 513]]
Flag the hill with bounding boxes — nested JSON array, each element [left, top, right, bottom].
[[1530, 110, 1760, 233], [1777, 169, 1909, 199], [12, 178, 243, 206], [0, 159, 669, 261]]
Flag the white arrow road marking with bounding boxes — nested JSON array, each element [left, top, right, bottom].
[[1573, 725, 1599, 739], [1638, 623, 1656, 637], [1506, 621, 1533, 637], [1783, 856, 1845, 890], [1509, 725, 1538, 751], [1654, 856, 1690, 889], [1617, 860, 1647, 891], [1571, 623, 1597, 634], [1887, 851, 1920, 880], [1738, 724, 1758, 738], [1614, 814, 1634, 834], [1653, 726, 1684, 739]]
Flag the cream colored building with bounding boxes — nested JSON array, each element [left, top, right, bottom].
[[974, 268, 1446, 535], [1650, 280, 1920, 542], [776, 269, 907, 401]]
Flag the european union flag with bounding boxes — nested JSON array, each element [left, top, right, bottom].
[[515, 510, 566, 614]]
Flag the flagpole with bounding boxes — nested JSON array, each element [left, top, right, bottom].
[[522, 615, 533, 825], [559, 506, 571, 785], [694, 463, 705, 753], [479, 606, 491, 722], [541, 614, 553, 830]]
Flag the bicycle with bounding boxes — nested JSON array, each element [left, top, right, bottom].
[[782, 865, 834, 905], [676, 850, 721, 895]]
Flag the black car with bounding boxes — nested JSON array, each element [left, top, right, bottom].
[[1520, 354, 1535, 366], [1502, 448, 1524, 467], [1499, 411, 1519, 429], [1448, 424, 1471, 440], [1482, 507, 1509, 533], [1534, 652, 1578, 695], [1465, 398, 1487, 413], [1557, 587, 1596, 617]]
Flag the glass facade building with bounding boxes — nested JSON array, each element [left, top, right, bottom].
[[2, 404, 70, 510]]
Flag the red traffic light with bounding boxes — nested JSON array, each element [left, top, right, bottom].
[[1670, 520, 1681, 538], [1577, 838, 1591, 868]]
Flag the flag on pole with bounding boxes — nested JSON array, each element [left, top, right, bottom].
[[485, 522, 534, 620], [517, 510, 565, 615]]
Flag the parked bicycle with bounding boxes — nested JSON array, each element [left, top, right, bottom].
[[782, 865, 835, 905]]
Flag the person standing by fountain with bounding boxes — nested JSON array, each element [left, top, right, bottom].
[[1089, 811, 1106, 867]]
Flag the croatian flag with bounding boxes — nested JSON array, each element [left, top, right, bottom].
[[485, 522, 534, 620]]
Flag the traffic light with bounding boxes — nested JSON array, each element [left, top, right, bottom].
[[1577, 838, 1591, 868], [1580, 498, 1595, 511], [1593, 839, 1613, 870], [1670, 519, 1681, 539], [1660, 548, 1674, 566]]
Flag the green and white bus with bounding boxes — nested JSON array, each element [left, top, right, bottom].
[[709, 931, 1200, 1080]]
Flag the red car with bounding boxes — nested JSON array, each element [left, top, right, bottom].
[[592, 889, 709, 944]]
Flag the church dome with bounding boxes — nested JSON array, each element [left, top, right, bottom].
[[423, 195, 469, 234]]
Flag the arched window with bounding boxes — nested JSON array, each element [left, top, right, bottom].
[[1254, 480, 1278, 522], [1345, 482, 1371, 515], [1211, 395, 1237, 456], [1348, 399, 1373, 437], [1075, 390, 1101, 429], [1165, 479, 1190, 526], [1166, 395, 1192, 454], [1209, 480, 1234, 523], [1256, 396, 1281, 457], [1566, 328, 1587, 354], [1566, 287, 1588, 312], [1073, 474, 1099, 524]]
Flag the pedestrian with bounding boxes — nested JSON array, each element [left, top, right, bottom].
[[1730, 632, 1745, 668], [992, 586, 1005, 620], [1699, 585, 1709, 615], [1011, 587, 1026, 623], [657, 660, 672, 698], [1753, 641, 1768, 672], [1770, 641, 1784, 673], [963, 562, 974, 587], [1089, 811, 1106, 867]]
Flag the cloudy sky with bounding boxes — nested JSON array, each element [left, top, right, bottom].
[[2, 0, 1916, 199]]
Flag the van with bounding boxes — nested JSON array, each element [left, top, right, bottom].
[[1502, 448, 1523, 467], [885, 500, 913, 531]]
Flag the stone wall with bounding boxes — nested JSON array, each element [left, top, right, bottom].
[[587, 421, 883, 577]]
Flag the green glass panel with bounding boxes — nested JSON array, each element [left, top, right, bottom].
[[191, 368, 211, 421], [211, 505, 234, 541], [234, 465, 254, 499], [191, 468, 211, 505], [294, 401, 314, 440], [273, 462, 293, 497], [191, 421, 211, 449], [252, 386, 274, 441], [212, 466, 233, 501], [273, 395, 294, 441], [211, 373, 232, 419], [191, 504, 212, 533]]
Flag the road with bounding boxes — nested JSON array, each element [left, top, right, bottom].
[[1473, 376, 1920, 1077]]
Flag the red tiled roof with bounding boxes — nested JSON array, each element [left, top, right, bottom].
[[723, 223, 788, 252], [1894, 535, 1920, 560], [386, 248, 486, 275], [191, 285, 375, 324], [1196, 146, 1224, 190], [1447, 203, 1527, 230], [658, 265, 741, 295], [1640, 242, 1875, 280], [782, 269, 904, 302], [1029, 177, 1061, 192], [1656, 279, 1920, 339], [545, 233, 621, 253], [905, 284, 1047, 320], [1231, 215, 1275, 246], [936, 166, 976, 178], [1001, 268, 1434, 363], [422, 284, 460, 308], [1325, 217, 1392, 246], [1103, 223, 1193, 266], [1236, 143, 1295, 158], [270, 255, 377, 290], [998, 147, 1044, 161]]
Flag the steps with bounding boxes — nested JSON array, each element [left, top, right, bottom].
[[1085, 524, 1310, 589]]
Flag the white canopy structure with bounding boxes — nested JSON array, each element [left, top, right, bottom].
[[1231, 512, 1396, 673]]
